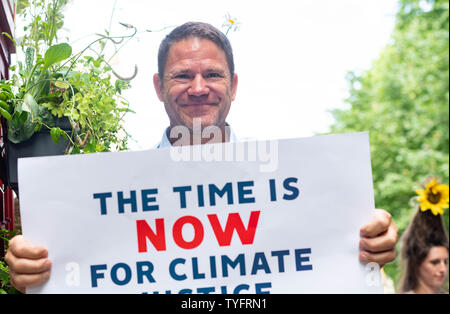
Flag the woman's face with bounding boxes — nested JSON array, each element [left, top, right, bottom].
[[418, 246, 449, 291]]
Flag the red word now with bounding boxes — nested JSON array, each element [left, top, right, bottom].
[[136, 211, 261, 252]]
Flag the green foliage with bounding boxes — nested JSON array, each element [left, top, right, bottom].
[[15, 0, 69, 53], [329, 0, 449, 289], [43, 42, 72, 68], [0, 0, 139, 295], [0, 229, 21, 294], [0, 0, 136, 153]]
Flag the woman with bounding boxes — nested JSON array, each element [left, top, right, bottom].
[[399, 178, 449, 294]]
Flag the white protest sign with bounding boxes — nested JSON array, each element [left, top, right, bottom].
[[18, 132, 382, 294]]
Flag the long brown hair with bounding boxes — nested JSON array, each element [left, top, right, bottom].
[[399, 208, 449, 293]]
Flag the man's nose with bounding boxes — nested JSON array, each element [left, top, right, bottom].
[[188, 74, 209, 96]]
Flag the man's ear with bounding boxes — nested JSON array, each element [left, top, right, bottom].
[[231, 73, 238, 101], [153, 73, 164, 101]]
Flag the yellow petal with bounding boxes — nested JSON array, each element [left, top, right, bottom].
[[430, 206, 439, 216], [436, 184, 449, 199], [425, 179, 438, 192], [416, 190, 426, 201]]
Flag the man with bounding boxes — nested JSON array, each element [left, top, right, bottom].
[[5, 22, 398, 293], [154, 22, 238, 147]]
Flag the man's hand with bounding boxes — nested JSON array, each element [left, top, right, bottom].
[[359, 209, 398, 267], [5, 235, 52, 294]]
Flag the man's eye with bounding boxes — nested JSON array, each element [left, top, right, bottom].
[[175, 74, 190, 79], [205, 73, 222, 79]]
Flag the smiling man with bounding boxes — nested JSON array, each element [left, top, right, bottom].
[[154, 22, 238, 146], [6, 22, 398, 293]]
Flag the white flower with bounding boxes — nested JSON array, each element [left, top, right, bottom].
[[222, 13, 241, 35]]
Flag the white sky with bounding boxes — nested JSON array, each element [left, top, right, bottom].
[[56, 0, 398, 150]]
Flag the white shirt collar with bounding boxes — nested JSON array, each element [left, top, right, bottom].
[[156, 124, 238, 148]]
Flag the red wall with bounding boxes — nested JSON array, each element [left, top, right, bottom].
[[0, 0, 15, 80]]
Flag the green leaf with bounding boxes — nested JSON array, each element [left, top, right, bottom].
[[1, 32, 16, 47], [7, 111, 35, 144], [18, 111, 29, 126], [50, 127, 61, 144], [0, 84, 12, 93], [61, 131, 69, 141], [0, 100, 9, 111], [118, 107, 135, 114], [0, 107, 12, 120], [22, 93, 39, 119], [7, 94, 39, 143], [44, 43, 72, 69], [38, 106, 56, 126], [25, 47, 35, 73], [0, 91, 12, 101], [54, 79, 70, 89]]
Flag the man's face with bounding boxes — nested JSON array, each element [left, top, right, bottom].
[[154, 37, 238, 130]]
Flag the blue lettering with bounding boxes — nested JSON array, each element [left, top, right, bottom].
[[233, 284, 250, 293], [255, 282, 272, 294], [90, 264, 107, 287], [192, 257, 205, 280], [141, 189, 159, 211], [169, 258, 187, 281], [221, 254, 246, 277], [118, 191, 137, 213], [283, 177, 299, 200], [295, 248, 313, 271], [93, 193, 112, 215], [111, 263, 132, 286], [136, 261, 156, 284], [173, 186, 192, 209], [209, 183, 234, 206], [251, 252, 271, 275], [271, 250, 290, 272], [238, 181, 256, 204]]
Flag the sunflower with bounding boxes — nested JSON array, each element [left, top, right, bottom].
[[416, 179, 449, 216]]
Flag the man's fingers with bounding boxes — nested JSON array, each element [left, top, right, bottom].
[[9, 270, 51, 291], [360, 222, 398, 253], [8, 235, 48, 259], [359, 249, 397, 268], [360, 209, 392, 238], [5, 252, 51, 274]]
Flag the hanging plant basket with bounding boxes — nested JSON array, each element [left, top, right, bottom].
[[2, 117, 72, 195]]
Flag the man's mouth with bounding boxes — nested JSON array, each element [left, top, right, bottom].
[[180, 103, 217, 107], [179, 103, 218, 118]]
